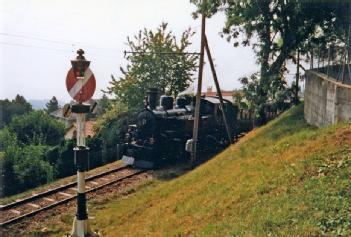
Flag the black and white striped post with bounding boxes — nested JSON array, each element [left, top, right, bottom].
[[65, 49, 98, 237], [70, 104, 93, 237]]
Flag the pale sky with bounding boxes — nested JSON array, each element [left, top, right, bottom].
[[0, 0, 258, 102]]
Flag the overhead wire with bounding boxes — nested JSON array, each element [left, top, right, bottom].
[[0, 41, 120, 59], [0, 32, 121, 52], [0, 41, 74, 53]]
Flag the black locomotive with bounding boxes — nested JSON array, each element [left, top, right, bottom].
[[119, 88, 238, 168]]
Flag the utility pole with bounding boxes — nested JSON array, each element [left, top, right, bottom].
[[295, 49, 300, 104], [191, 12, 206, 166], [204, 36, 233, 144]]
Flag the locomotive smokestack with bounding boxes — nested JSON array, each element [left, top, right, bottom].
[[147, 88, 158, 110]]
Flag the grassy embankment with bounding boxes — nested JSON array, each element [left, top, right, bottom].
[[90, 104, 350, 236]]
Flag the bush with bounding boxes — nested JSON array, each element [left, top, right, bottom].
[[0, 130, 54, 196], [95, 103, 130, 163], [55, 139, 76, 179], [0, 128, 21, 197], [14, 145, 54, 191], [86, 136, 103, 169], [9, 110, 65, 146]]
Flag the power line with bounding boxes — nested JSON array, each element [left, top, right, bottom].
[[0, 32, 75, 46], [0, 41, 73, 53], [0, 32, 120, 51], [0, 42, 119, 59]]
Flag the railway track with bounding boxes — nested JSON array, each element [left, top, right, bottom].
[[0, 165, 147, 228]]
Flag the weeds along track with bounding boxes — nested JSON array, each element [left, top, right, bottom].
[[0, 165, 147, 227]]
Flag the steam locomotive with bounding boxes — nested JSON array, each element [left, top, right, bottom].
[[119, 88, 238, 168]]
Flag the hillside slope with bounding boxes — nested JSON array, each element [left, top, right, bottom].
[[91, 104, 350, 236]]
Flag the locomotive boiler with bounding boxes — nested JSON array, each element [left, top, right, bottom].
[[119, 88, 238, 168]]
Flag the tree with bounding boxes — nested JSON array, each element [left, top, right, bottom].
[[191, 0, 350, 121], [8, 110, 65, 146], [15, 145, 54, 190], [0, 95, 32, 128], [97, 93, 110, 115], [45, 96, 59, 114], [0, 128, 21, 197], [232, 89, 248, 109], [55, 139, 76, 179], [106, 22, 198, 110], [94, 102, 130, 163], [14, 94, 32, 111]]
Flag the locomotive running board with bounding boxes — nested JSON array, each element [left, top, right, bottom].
[[122, 155, 154, 169]]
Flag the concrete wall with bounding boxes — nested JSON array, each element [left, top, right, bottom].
[[304, 70, 351, 127]]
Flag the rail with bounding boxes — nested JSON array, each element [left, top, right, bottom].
[[0, 166, 148, 227]]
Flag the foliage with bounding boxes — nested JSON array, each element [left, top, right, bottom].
[[0, 94, 127, 197], [0, 94, 32, 128], [0, 128, 21, 196], [0, 129, 55, 196], [8, 110, 65, 146], [86, 136, 103, 169], [0, 109, 67, 196], [97, 93, 111, 116], [191, 0, 350, 121], [0, 98, 128, 197], [232, 90, 248, 109], [14, 145, 54, 190], [95, 102, 130, 163], [54, 139, 75, 179], [106, 22, 198, 110], [45, 96, 60, 114], [238, 72, 292, 124]]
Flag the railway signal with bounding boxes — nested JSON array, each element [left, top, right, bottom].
[[66, 49, 99, 237]]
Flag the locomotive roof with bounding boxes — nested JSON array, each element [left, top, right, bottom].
[[203, 96, 232, 104]]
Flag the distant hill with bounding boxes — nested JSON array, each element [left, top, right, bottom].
[[28, 99, 65, 110]]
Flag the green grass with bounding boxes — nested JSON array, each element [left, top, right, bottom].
[[27, 104, 351, 236]]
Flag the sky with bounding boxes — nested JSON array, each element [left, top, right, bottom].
[[0, 0, 259, 102]]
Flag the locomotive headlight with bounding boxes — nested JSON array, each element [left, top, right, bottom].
[[149, 137, 155, 145]]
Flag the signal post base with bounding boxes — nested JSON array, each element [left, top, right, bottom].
[[70, 218, 99, 237]]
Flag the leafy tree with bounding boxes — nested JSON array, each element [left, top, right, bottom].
[[191, 0, 350, 121], [106, 22, 198, 110], [45, 96, 60, 114], [0, 128, 56, 195], [0, 154, 18, 197], [14, 95, 32, 111], [8, 110, 65, 146], [0, 128, 21, 197], [239, 72, 292, 125], [55, 139, 75, 178], [97, 93, 110, 115], [232, 90, 248, 109], [86, 136, 103, 169], [0, 95, 32, 128], [95, 103, 130, 163], [15, 145, 54, 190]]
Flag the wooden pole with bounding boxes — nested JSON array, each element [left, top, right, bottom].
[[327, 46, 331, 77], [295, 49, 300, 104], [204, 35, 233, 144], [191, 13, 206, 166]]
